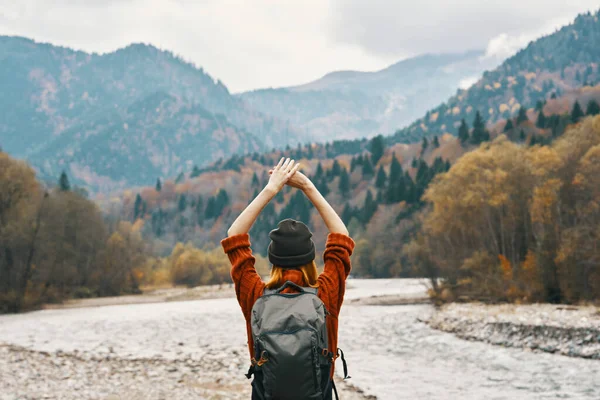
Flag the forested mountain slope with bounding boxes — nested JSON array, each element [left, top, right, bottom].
[[0, 37, 303, 190]]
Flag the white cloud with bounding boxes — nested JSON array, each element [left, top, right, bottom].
[[0, 0, 598, 92], [458, 76, 479, 90], [330, 0, 598, 57], [483, 14, 576, 61]]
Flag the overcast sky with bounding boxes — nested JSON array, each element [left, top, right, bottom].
[[0, 1, 598, 92]]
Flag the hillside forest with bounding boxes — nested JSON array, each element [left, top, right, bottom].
[[2, 85, 600, 313], [107, 88, 600, 303]]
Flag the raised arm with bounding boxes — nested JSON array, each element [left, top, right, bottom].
[[281, 170, 348, 235], [276, 169, 354, 317], [223, 158, 300, 337], [227, 157, 300, 236]]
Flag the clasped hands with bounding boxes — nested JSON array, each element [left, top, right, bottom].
[[266, 157, 312, 193]]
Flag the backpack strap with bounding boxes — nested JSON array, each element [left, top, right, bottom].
[[336, 348, 351, 380], [264, 280, 317, 295], [332, 380, 339, 400]]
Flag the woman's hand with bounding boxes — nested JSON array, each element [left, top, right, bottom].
[[269, 168, 313, 191], [266, 157, 300, 193]]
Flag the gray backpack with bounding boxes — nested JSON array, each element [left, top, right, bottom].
[[245, 281, 349, 400]]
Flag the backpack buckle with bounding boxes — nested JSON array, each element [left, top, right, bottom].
[[257, 350, 269, 366]]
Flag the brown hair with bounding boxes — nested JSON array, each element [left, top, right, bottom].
[[264, 261, 319, 289]]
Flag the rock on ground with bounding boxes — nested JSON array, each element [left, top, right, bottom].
[[426, 303, 600, 359]]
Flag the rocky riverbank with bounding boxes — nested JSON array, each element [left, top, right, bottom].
[[426, 303, 600, 359], [0, 343, 369, 400]]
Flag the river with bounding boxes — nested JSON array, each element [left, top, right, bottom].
[[0, 279, 598, 399]]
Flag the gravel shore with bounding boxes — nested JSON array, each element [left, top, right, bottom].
[[426, 302, 600, 359], [0, 343, 368, 400]]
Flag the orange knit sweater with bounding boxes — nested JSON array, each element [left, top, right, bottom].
[[221, 232, 354, 376]]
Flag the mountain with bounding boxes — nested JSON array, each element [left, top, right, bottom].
[[0, 36, 303, 190], [34, 92, 264, 192], [238, 50, 499, 141], [392, 10, 600, 144]]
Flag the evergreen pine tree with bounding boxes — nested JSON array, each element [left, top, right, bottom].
[[354, 154, 364, 172], [191, 165, 201, 178], [58, 171, 71, 191], [361, 190, 378, 224], [516, 107, 528, 125], [251, 172, 260, 187], [389, 153, 402, 182], [404, 173, 417, 204], [376, 189, 383, 203], [375, 165, 387, 189], [341, 203, 353, 225], [421, 137, 429, 153], [432, 136, 440, 148], [195, 196, 204, 225], [415, 160, 431, 193], [586, 99, 600, 116], [331, 160, 341, 177], [275, 190, 284, 204], [152, 208, 164, 236], [362, 155, 374, 176], [536, 111, 547, 129], [133, 194, 143, 220], [458, 118, 470, 145], [178, 194, 187, 212], [316, 178, 330, 197], [411, 158, 417, 169], [338, 168, 351, 195], [535, 100, 545, 112], [529, 135, 537, 146], [155, 178, 162, 192], [369, 135, 385, 165], [314, 162, 324, 179], [471, 111, 489, 144], [571, 100, 584, 123], [204, 197, 216, 219], [216, 189, 229, 215], [503, 119, 514, 132], [306, 144, 314, 159], [519, 129, 526, 142]]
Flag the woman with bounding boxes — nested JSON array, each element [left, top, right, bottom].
[[221, 157, 354, 399]]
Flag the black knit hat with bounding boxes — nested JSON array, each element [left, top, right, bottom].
[[268, 219, 315, 268]]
